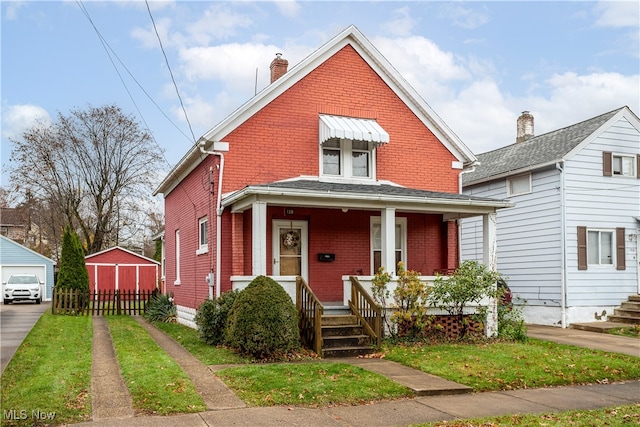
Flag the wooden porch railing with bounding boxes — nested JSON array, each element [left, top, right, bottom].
[[349, 276, 382, 346], [296, 277, 324, 354]]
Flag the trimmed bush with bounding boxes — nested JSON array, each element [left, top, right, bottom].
[[195, 290, 239, 345], [225, 276, 300, 359], [57, 225, 89, 291]]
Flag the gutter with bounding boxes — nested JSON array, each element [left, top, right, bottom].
[[199, 140, 229, 299]]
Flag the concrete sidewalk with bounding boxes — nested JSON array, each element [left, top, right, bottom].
[[72, 319, 639, 427]]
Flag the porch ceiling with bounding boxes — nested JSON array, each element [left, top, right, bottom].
[[222, 179, 513, 218]]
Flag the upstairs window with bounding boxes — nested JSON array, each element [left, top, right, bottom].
[[506, 173, 531, 196], [321, 138, 373, 180], [603, 152, 639, 178]]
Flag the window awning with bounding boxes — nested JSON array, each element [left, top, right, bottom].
[[319, 115, 389, 145]]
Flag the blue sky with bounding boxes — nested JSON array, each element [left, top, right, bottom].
[[2, 1, 639, 188]]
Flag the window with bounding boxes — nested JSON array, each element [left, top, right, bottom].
[[174, 230, 181, 285], [506, 174, 531, 196], [577, 226, 625, 270], [371, 217, 407, 274], [603, 152, 639, 177], [321, 138, 373, 180], [197, 217, 208, 255]]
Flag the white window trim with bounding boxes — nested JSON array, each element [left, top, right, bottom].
[[506, 173, 532, 196], [196, 216, 208, 255], [612, 153, 637, 177], [370, 216, 407, 275], [174, 229, 181, 285], [587, 228, 615, 268], [320, 138, 376, 182]]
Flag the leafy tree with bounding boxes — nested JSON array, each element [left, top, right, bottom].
[[430, 260, 502, 338], [9, 104, 164, 254], [56, 225, 89, 291]]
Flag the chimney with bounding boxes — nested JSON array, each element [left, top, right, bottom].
[[270, 53, 288, 83], [516, 111, 534, 143]]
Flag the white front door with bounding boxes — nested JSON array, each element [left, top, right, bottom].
[[272, 220, 308, 280]]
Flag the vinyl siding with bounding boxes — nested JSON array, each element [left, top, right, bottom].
[[462, 167, 563, 306], [564, 116, 639, 306]]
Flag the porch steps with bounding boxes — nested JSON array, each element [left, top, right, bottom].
[[606, 295, 640, 325], [320, 313, 376, 358]]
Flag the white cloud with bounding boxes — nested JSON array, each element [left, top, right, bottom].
[[186, 4, 254, 44], [439, 3, 490, 30], [3, 1, 27, 21], [1, 104, 51, 140], [273, 0, 300, 19], [594, 1, 640, 28], [381, 7, 417, 37]]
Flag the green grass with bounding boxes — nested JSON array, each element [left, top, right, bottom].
[[383, 338, 640, 392], [607, 325, 640, 338], [416, 403, 640, 426], [1, 312, 93, 426], [152, 321, 249, 365], [105, 316, 206, 415], [216, 362, 413, 407]]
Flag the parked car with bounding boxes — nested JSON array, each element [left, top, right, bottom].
[[3, 274, 43, 304]]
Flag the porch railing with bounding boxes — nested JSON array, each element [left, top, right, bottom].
[[296, 276, 324, 354], [349, 276, 382, 346]]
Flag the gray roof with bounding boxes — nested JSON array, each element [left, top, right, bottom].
[[463, 107, 625, 185], [249, 180, 502, 203]]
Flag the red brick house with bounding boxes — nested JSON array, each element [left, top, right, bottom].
[[155, 26, 511, 328], [85, 247, 160, 293]]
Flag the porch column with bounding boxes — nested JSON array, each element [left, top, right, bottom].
[[381, 207, 396, 276], [482, 212, 497, 271], [483, 211, 498, 337], [252, 201, 267, 275]]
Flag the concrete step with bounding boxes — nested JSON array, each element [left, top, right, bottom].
[[606, 314, 640, 325], [613, 307, 640, 318], [628, 295, 640, 302], [620, 301, 640, 310], [570, 321, 633, 332]]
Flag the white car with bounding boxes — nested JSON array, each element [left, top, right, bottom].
[[3, 274, 43, 304]]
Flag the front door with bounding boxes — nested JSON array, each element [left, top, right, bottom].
[[272, 220, 308, 280]]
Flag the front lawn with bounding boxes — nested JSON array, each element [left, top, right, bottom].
[[383, 339, 640, 392]]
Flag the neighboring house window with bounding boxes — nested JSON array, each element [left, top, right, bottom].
[[321, 138, 373, 180], [506, 173, 531, 196], [174, 230, 181, 285], [197, 216, 208, 255], [577, 226, 625, 270], [603, 152, 639, 178], [371, 217, 407, 274]]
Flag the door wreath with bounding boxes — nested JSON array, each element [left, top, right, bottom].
[[282, 230, 300, 249]]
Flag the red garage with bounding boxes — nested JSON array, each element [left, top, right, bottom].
[[85, 247, 160, 293]]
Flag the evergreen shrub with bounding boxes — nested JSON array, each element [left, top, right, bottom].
[[225, 276, 300, 358], [195, 290, 239, 345]]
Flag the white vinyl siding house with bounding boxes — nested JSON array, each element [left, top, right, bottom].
[[461, 107, 640, 327]]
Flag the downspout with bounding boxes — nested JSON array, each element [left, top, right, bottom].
[[556, 160, 567, 328], [199, 141, 226, 299]]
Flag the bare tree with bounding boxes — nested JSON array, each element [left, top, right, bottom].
[[9, 104, 164, 254]]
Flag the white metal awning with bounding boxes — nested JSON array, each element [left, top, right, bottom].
[[319, 115, 389, 145]]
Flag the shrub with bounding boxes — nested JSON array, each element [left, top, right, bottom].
[[145, 292, 176, 323], [57, 225, 89, 291], [194, 290, 239, 345], [498, 294, 528, 342], [225, 276, 300, 359], [430, 260, 502, 339], [372, 262, 433, 341]]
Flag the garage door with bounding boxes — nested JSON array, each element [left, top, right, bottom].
[[0, 265, 46, 303]]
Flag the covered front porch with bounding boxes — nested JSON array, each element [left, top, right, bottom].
[[223, 179, 512, 304]]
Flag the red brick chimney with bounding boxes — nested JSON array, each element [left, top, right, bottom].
[[270, 53, 288, 83], [516, 111, 534, 143]]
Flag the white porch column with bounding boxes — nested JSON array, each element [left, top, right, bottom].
[[252, 201, 268, 275], [482, 212, 497, 271], [381, 207, 396, 276], [483, 211, 498, 337]]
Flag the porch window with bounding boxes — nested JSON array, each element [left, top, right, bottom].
[[371, 217, 407, 274], [321, 138, 373, 180], [197, 216, 208, 255]]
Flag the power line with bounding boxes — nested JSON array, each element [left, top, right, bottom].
[[145, 0, 198, 145]]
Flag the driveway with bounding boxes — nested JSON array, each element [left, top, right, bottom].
[[0, 301, 50, 374]]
